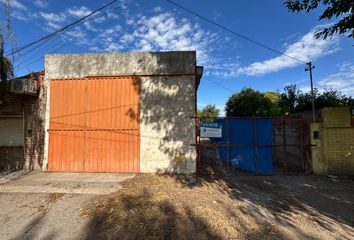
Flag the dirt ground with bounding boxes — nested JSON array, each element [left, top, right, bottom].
[[81, 174, 354, 240], [0, 171, 134, 240], [0, 172, 353, 240]]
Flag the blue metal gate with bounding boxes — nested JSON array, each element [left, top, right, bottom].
[[209, 118, 273, 174]]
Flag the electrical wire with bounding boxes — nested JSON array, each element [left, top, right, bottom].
[[206, 79, 234, 93], [14, 1, 131, 72], [18, 0, 124, 58], [166, 0, 308, 64], [5, 0, 120, 56]]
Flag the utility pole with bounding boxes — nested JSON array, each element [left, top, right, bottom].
[[305, 62, 316, 122]]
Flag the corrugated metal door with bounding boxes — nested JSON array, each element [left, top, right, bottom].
[[48, 77, 140, 172]]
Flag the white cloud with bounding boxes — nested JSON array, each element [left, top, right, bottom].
[[34, 0, 48, 8], [236, 27, 339, 76], [39, 12, 66, 22], [318, 62, 354, 96], [67, 6, 91, 18], [0, 0, 26, 10], [66, 27, 87, 39], [204, 58, 241, 78], [46, 21, 61, 30], [74, 11, 218, 64], [39, 6, 93, 32], [11, 11, 29, 21], [87, 25, 124, 51], [83, 21, 97, 32], [127, 12, 218, 64], [93, 15, 105, 23], [107, 12, 119, 19]]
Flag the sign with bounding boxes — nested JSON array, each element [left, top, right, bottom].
[[200, 122, 222, 138]]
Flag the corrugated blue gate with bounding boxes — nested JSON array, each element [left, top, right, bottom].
[[210, 118, 273, 174]]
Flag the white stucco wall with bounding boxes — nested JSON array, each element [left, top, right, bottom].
[[44, 51, 197, 173]]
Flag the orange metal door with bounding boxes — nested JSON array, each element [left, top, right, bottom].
[[48, 77, 140, 172]]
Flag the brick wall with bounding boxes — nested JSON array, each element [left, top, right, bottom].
[[311, 107, 354, 175], [0, 91, 24, 115], [0, 74, 46, 171], [325, 128, 354, 174], [0, 147, 24, 170]]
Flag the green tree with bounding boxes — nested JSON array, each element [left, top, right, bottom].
[[315, 89, 346, 108], [279, 84, 350, 114], [225, 88, 273, 117], [279, 85, 298, 114], [285, 0, 354, 39], [264, 91, 282, 116], [343, 96, 354, 110], [197, 104, 220, 119]]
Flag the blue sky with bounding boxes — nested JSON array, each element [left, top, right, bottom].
[[2, 0, 353, 115]]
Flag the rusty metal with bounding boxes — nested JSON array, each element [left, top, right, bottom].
[[195, 116, 312, 175], [273, 116, 311, 173], [48, 76, 140, 172], [50, 75, 194, 81]]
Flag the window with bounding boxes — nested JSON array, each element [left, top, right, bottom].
[[0, 117, 24, 146]]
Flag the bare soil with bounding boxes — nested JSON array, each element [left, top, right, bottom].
[[81, 174, 354, 240]]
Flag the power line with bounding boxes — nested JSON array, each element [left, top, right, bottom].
[[15, 1, 118, 61], [166, 0, 308, 64], [6, 0, 120, 56], [14, 1, 134, 73], [206, 79, 234, 93]]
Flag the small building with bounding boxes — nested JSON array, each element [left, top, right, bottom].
[[1, 51, 202, 173], [0, 72, 45, 171]]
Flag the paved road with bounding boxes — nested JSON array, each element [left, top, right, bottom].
[[0, 171, 134, 240]]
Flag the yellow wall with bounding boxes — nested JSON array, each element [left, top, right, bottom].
[[311, 107, 354, 174]]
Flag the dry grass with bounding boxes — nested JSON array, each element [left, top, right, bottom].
[[47, 192, 65, 204], [81, 174, 354, 240], [36, 192, 64, 214], [82, 175, 279, 239]]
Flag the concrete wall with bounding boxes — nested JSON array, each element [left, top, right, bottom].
[[311, 107, 354, 175], [44, 51, 197, 173]]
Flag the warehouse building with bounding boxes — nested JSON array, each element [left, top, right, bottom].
[[43, 51, 202, 173]]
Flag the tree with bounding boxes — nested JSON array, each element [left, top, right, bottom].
[[0, 0, 15, 97], [278, 84, 350, 114], [285, 0, 354, 39], [279, 85, 298, 114], [315, 89, 346, 108], [0, 37, 14, 94], [197, 104, 220, 119], [264, 91, 282, 116], [225, 88, 273, 117]]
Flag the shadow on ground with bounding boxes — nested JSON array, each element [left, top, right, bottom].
[[170, 172, 354, 239], [77, 170, 354, 240], [83, 191, 222, 240]]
